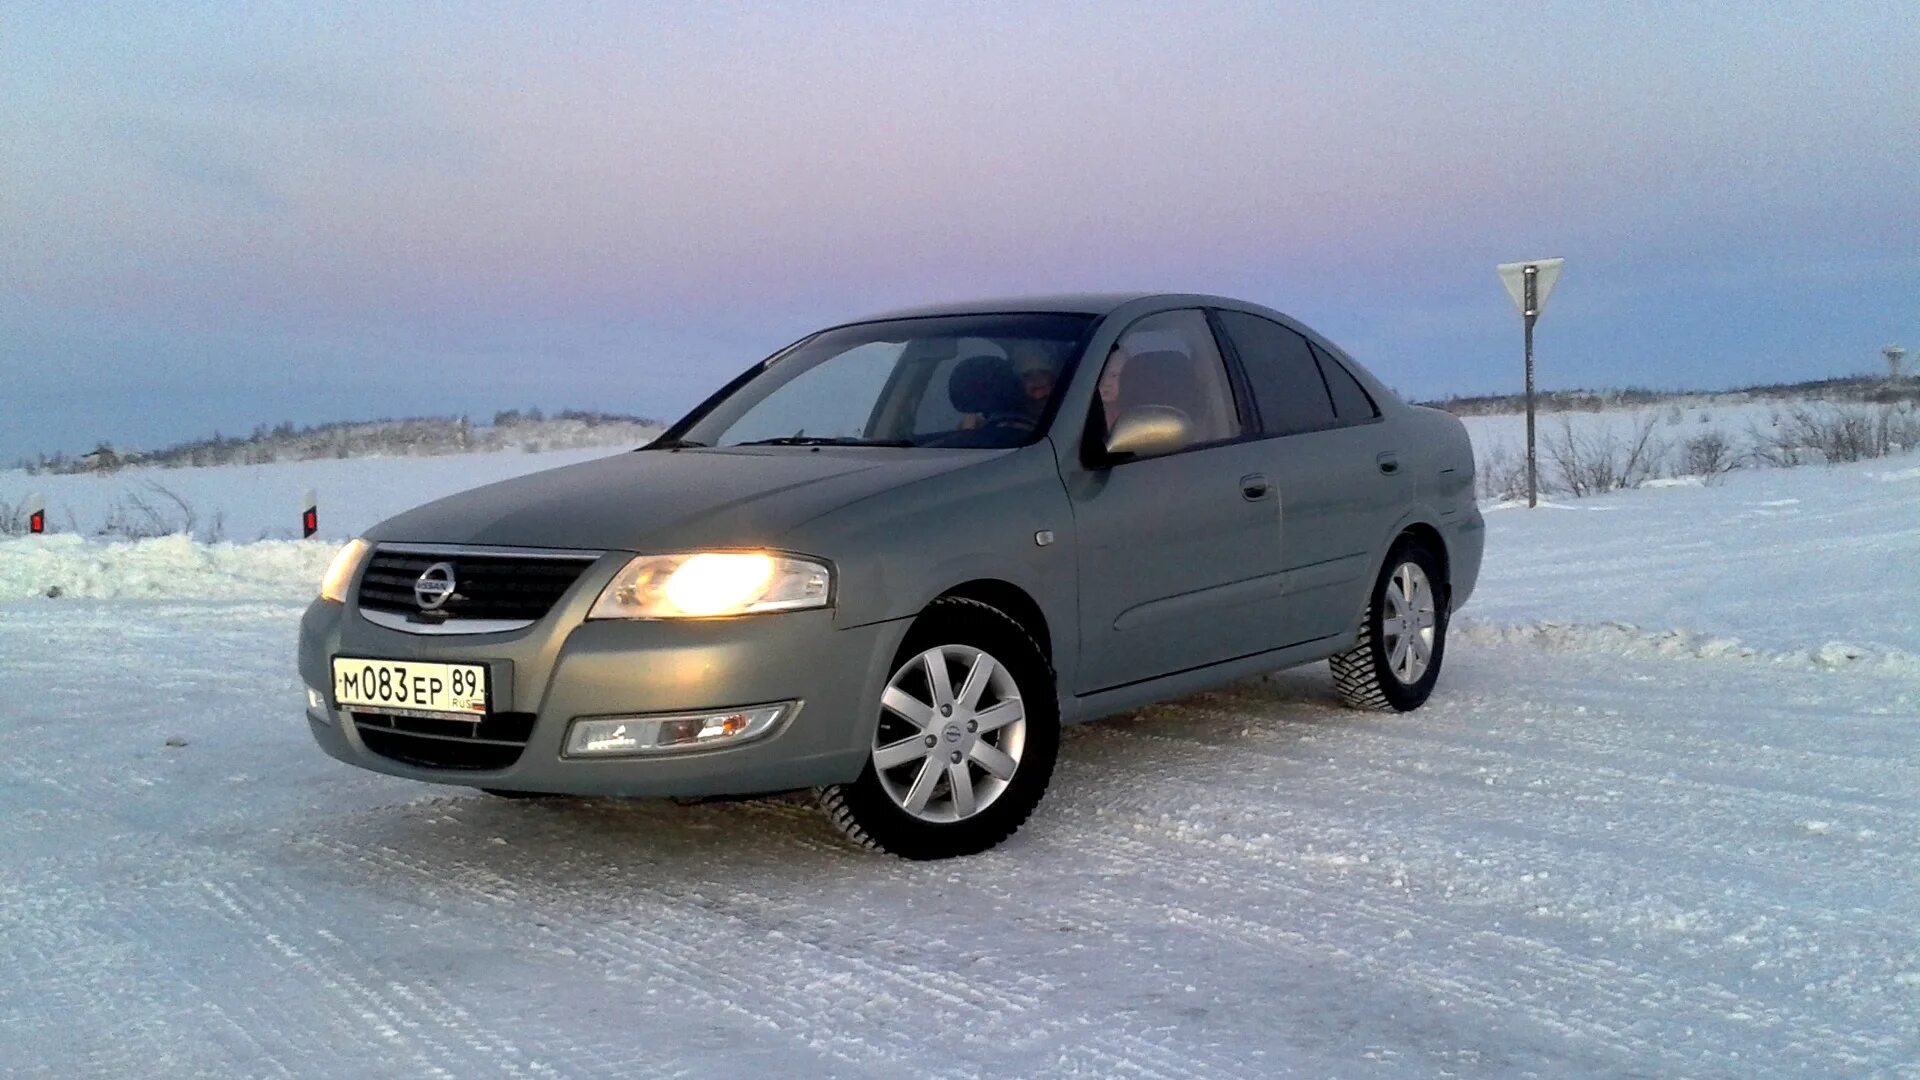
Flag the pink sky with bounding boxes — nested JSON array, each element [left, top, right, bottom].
[[2, 3, 1916, 457]]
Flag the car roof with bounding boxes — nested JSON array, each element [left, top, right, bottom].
[[850, 292, 1166, 322]]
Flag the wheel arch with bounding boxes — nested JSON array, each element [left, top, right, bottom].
[[1396, 521, 1450, 595], [1362, 511, 1454, 617], [929, 578, 1053, 662]]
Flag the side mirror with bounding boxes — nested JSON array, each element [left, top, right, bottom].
[[1104, 406, 1193, 461]]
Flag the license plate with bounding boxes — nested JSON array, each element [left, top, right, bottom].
[[331, 658, 489, 718]]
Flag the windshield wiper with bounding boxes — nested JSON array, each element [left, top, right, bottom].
[[733, 436, 916, 448], [644, 436, 709, 450]]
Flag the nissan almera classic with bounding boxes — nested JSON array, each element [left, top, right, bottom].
[[301, 293, 1483, 859]]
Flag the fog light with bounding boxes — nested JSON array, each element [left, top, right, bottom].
[[306, 687, 326, 711], [564, 703, 793, 758]]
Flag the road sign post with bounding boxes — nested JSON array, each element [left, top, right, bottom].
[[1497, 258, 1565, 508]]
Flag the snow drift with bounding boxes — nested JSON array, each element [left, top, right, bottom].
[[0, 533, 335, 602]]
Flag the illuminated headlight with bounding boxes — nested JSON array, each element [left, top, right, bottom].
[[306, 687, 326, 711], [563, 703, 794, 757], [587, 552, 830, 619], [318, 538, 372, 603]]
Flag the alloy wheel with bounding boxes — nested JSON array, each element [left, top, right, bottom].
[[871, 644, 1027, 823], [1382, 561, 1438, 684]]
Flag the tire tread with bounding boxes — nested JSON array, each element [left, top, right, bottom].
[[1331, 540, 1447, 713], [815, 595, 1056, 859], [1329, 616, 1395, 712]]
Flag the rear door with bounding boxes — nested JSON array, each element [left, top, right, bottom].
[[1211, 309, 1401, 643], [1063, 309, 1285, 693]]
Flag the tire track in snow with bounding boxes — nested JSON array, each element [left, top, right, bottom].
[[1112, 691, 1920, 916], [1023, 807, 1692, 1075], [299, 797, 1270, 1080], [296, 826, 984, 1076], [200, 877, 500, 1079], [722, 799, 1274, 1080], [1045, 726, 1913, 1076]]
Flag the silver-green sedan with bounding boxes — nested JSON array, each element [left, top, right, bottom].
[[299, 293, 1483, 858]]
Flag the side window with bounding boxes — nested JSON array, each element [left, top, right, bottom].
[[1214, 311, 1337, 436], [1096, 309, 1242, 447], [1311, 343, 1381, 422]]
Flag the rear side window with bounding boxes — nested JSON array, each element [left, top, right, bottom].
[[1214, 311, 1336, 436], [1312, 343, 1380, 422]]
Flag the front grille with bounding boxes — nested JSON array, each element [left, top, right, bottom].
[[357, 547, 599, 623], [352, 711, 537, 771]]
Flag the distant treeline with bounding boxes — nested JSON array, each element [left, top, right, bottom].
[[1419, 375, 1919, 417], [20, 409, 663, 475]]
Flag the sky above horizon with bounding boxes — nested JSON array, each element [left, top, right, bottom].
[[3, 1, 1916, 460]]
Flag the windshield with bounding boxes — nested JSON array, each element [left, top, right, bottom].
[[668, 313, 1096, 450]]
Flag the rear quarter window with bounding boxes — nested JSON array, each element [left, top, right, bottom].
[[1311, 343, 1381, 423]]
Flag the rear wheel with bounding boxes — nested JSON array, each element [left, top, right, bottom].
[[818, 597, 1058, 859], [1330, 541, 1448, 712]]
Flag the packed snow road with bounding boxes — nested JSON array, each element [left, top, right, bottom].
[[2, 598, 1915, 1078]]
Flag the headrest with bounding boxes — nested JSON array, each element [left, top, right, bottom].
[[1117, 350, 1198, 411], [948, 354, 1026, 415]]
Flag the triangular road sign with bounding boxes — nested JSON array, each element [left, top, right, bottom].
[[1497, 258, 1565, 317]]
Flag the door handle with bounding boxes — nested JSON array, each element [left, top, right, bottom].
[[1376, 452, 1400, 476], [1240, 473, 1270, 500]]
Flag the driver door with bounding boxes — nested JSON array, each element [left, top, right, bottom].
[[1063, 309, 1285, 693]]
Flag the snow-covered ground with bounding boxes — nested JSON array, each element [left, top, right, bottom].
[[1464, 458, 1920, 668], [1457, 398, 1781, 458], [1, 441, 1916, 1077], [0, 445, 634, 542], [3, 399, 1910, 540]]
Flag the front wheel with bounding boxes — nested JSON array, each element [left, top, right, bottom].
[[818, 597, 1059, 859], [1330, 542, 1449, 712]]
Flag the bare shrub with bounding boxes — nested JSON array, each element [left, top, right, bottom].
[[1680, 431, 1740, 483], [0, 498, 29, 536], [1475, 444, 1532, 502], [1882, 402, 1920, 453], [1769, 405, 1917, 464], [96, 481, 203, 539], [95, 501, 168, 540], [1543, 415, 1667, 497], [1747, 418, 1807, 468]]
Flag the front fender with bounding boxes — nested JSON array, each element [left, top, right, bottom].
[[784, 442, 1079, 654]]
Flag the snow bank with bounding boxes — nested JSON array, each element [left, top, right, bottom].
[[1467, 452, 1920, 658], [0, 533, 335, 602], [1454, 618, 1920, 677], [0, 444, 626, 542]]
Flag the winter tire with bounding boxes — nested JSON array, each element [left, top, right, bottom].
[[1330, 540, 1448, 712], [818, 596, 1059, 859]]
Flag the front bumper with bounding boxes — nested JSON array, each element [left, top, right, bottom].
[[297, 588, 907, 797]]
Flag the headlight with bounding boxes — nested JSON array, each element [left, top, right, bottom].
[[318, 538, 372, 603], [588, 551, 830, 619]]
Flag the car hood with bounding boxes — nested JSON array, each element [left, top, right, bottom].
[[364, 446, 997, 552]]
